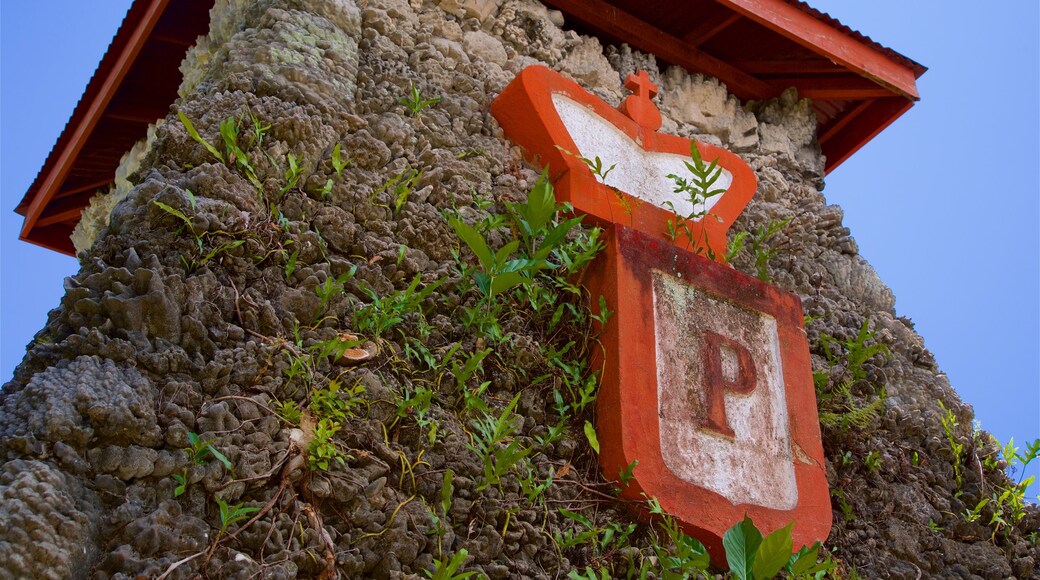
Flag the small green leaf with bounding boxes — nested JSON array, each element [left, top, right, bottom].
[[788, 544, 820, 576], [200, 240, 245, 265], [559, 508, 593, 527], [178, 111, 224, 162], [583, 420, 600, 453], [151, 201, 193, 230], [332, 143, 348, 175], [284, 250, 299, 280], [449, 216, 493, 272], [441, 469, 454, 517], [172, 470, 187, 497], [207, 445, 234, 471], [537, 216, 583, 257]]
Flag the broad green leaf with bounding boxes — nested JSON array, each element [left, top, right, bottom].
[[501, 257, 548, 274], [583, 420, 600, 453], [559, 508, 592, 527], [332, 143, 346, 175], [473, 272, 491, 296], [524, 175, 557, 233], [537, 216, 584, 257], [490, 271, 529, 296], [723, 515, 763, 580], [448, 216, 493, 272], [752, 522, 793, 579], [494, 239, 521, 267]]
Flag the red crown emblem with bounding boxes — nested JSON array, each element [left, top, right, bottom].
[[491, 65, 758, 261]]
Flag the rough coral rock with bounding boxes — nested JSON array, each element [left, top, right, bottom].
[[1, 0, 1036, 578]]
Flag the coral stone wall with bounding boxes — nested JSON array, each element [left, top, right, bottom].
[[1, 0, 1036, 578]]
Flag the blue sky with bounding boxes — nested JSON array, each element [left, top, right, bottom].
[[2, 2, 1037, 496]]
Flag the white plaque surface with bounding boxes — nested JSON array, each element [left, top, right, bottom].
[[652, 269, 797, 509], [553, 94, 732, 220]]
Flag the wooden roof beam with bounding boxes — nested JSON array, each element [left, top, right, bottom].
[[770, 76, 894, 100], [729, 59, 845, 75], [542, 0, 776, 100], [818, 99, 874, 145], [714, 0, 920, 100], [681, 12, 742, 47], [105, 101, 170, 123], [23, 223, 76, 256], [53, 178, 113, 201], [34, 195, 92, 228], [152, 33, 194, 47], [821, 97, 913, 171]]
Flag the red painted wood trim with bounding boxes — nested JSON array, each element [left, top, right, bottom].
[[48, 178, 114, 202], [34, 208, 85, 229], [34, 192, 97, 228], [818, 98, 874, 145], [822, 97, 913, 172], [730, 59, 845, 75], [19, 0, 170, 241], [714, 0, 920, 100], [542, 0, 775, 100], [24, 224, 76, 256]]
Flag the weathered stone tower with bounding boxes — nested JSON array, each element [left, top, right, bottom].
[[3, 1, 1037, 578]]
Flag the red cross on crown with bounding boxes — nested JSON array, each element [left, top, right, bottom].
[[620, 70, 663, 131]]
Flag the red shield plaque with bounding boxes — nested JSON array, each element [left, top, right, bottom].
[[492, 65, 831, 561]]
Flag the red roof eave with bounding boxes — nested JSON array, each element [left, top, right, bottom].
[[17, 0, 171, 253], [717, 0, 924, 100], [16, 0, 924, 255]]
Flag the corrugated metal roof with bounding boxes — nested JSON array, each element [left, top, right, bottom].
[[783, 0, 927, 78]]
